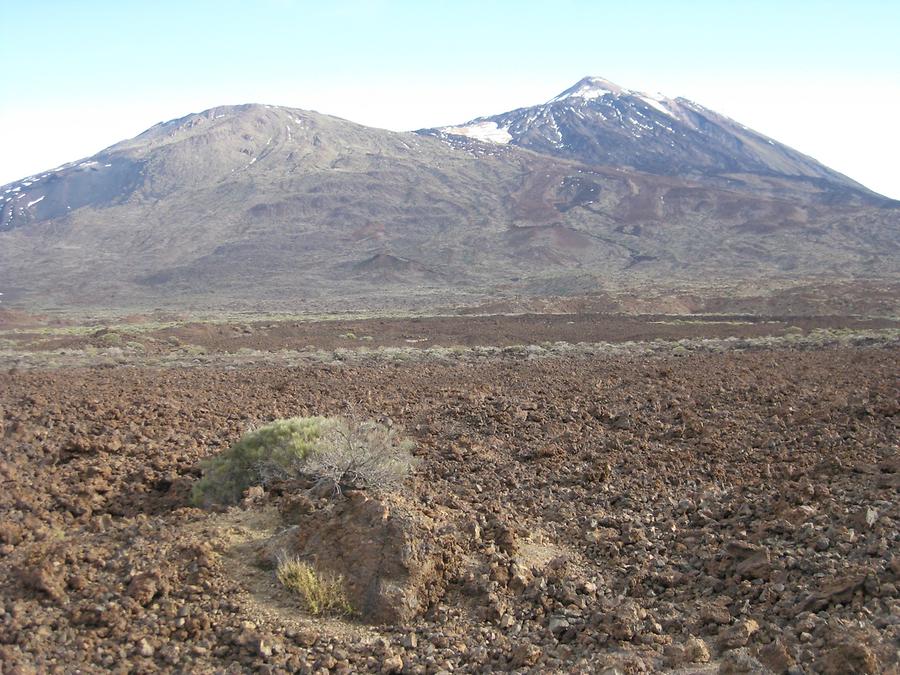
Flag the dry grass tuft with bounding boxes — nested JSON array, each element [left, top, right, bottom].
[[275, 556, 354, 616]]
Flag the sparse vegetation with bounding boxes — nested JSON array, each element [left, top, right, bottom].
[[275, 556, 353, 616], [3, 324, 900, 671], [192, 417, 329, 506], [306, 417, 416, 492], [192, 416, 415, 506]]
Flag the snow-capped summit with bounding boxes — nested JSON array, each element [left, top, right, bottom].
[[548, 76, 627, 102], [423, 77, 868, 193]]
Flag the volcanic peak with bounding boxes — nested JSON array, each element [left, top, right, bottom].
[[548, 76, 628, 102]]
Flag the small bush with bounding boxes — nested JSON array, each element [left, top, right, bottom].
[[276, 556, 353, 616], [305, 418, 415, 492], [192, 416, 415, 506], [192, 417, 329, 506]]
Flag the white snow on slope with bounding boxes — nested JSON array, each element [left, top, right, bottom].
[[440, 121, 512, 144], [549, 77, 626, 103], [553, 85, 615, 102], [26, 195, 45, 208], [640, 96, 678, 119]]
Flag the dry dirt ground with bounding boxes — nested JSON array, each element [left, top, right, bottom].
[[0, 315, 898, 674]]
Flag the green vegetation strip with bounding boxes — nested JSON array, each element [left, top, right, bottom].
[[0, 328, 896, 371]]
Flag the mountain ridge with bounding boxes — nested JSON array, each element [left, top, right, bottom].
[[1, 86, 897, 312], [424, 76, 885, 204]]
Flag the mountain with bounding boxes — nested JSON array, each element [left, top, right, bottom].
[[425, 76, 887, 205], [0, 97, 897, 312]]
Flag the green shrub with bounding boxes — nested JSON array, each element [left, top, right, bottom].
[[100, 332, 122, 345], [192, 417, 330, 506], [275, 556, 353, 616], [192, 416, 415, 506]]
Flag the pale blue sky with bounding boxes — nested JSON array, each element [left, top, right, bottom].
[[2, 0, 899, 196]]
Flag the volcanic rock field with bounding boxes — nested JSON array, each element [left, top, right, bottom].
[[0, 313, 897, 673]]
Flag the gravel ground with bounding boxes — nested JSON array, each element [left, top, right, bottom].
[[0, 341, 897, 673]]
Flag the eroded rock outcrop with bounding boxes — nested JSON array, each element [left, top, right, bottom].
[[264, 489, 461, 624]]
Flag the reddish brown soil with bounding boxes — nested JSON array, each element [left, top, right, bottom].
[[0, 343, 897, 672]]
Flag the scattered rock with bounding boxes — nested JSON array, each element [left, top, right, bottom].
[[854, 506, 879, 530], [1, 340, 897, 673], [241, 484, 265, 506], [685, 635, 711, 663], [278, 492, 315, 524], [756, 639, 795, 674], [815, 642, 879, 675], [719, 619, 760, 650], [799, 574, 867, 612], [135, 638, 155, 657], [549, 615, 570, 635], [603, 601, 645, 642], [380, 654, 404, 673], [20, 563, 67, 604], [700, 601, 732, 626], [0, 522, 24, 546], [127, 572, 162, 607], [735, 548, 773, 580], [718, 648, 769, 674], [509, 643, 541, 668]]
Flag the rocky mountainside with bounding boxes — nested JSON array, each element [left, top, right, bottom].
[[0, 98, 897, 311], [426, 77, 887, 205]]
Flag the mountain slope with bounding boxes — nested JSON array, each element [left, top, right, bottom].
[[425, 77, 885, 205], [0, 101, 897, 311]]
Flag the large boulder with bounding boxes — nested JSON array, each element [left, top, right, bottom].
[[265, 489, 460, 624]]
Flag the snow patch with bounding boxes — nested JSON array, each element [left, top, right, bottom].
[[26, 196, 45, 208], [550, 79, 625, 103], [640, 96, 677, 119], [439, 121, 512, 144]]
